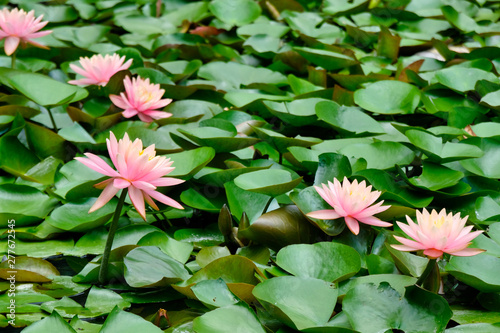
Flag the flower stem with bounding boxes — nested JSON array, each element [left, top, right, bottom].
[[47, 108, 57, 131], [416, 258, 437, 286], [11, 51, 16, 69], [262, 197, 274, 214], [99, 189, 128, 285]]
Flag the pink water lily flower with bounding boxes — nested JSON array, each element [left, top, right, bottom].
[[307, 177, 392, 235], [110, 76, 172, 123], [392, 208, 484, 259], [68, 53, 132, 86], [75, 132, 184, 220], [0, 8, 52, 56]]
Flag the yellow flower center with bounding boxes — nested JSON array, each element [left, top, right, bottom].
[[138, 86, 154, 103], [139, 149, 154, 161], [434, 216, 446, 228]]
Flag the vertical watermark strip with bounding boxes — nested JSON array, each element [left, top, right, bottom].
[[6, 218, 16, 326]]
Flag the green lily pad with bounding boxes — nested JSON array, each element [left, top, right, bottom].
[[234, 169, 302, 197], [0, 184, 58, 227], [196, 246, 231, 268], [263, 98, 325, 126], [338, 274, 417, 297], [434, 67, 499, 93], [193, 304, 266, 333], [191, 278, 239, 308], [178, 127, 260, 153], [198, 61, 286, 90], [355, 169, 434, 208], [0, 68, 88, 106], [180, 188, 225, 213], [289, 187, 345, 236], [224, 181, 273, 222], [294, 47, 359, 71], [253, 276, 338, 330], [407, 161, 465, 191], [316, 100, 385, 136], [173, 255, 261, 300], [21, 311, 76, 333], [276, 242, 361, 282], [137, 231, 193, 264], [174, 225, 224, 247], [238, 205, 320, 251], [209, 0, 261, 27], [406, 130, 483, 163], [340, 141, 415, 170], [124, 246, 191, 288], [460, 138, 500, 178], [99, 307, 163, 333], [165, 147, 215, 178], [446, 254, 500, 292], [354, 80, 421, 115], [343, 284, 452, 333], [0, 256, 59, 282], [196, 165, 270, 187], [252, 127, 322, 153], [47, 197, 118, 232]]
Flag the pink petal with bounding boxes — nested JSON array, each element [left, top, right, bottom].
[[306, 209, 341, 220], [143, 191, 159, 210], [344, 216, 360, 235], [137, 113, 154, 123], [4, 36, 19, 55], [393, 235, 426, 250], [149, 178, 185, 187], [116, 153, 128, 178], [449, 248, 485, 257], [142, 110, 172, 120], [122, 108, 138, 118], [128, 186, 146, 220], [391, 244, 419, 252], [355, 215, 393, 227], [423, 248, 443, 259], [83, 153, 120, 177], [145, 190, 184, 210], [110, 94, 130, 110], [113, 178, 131, 189], [396, 221, 420, 241], [354, 201, 390, 218], [131, 180, 156, 191], [75, 155, 117, 178], [89, 183, 119, 213]]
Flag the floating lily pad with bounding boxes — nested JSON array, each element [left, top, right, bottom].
[[276, 242, 361, 282], [354, 80, 421, 115], [316, 100, 385, 136], [234, 169, 302, 197], [47, 197, 118, 232], [0, 256, 59, 282], [253, 276, 338, 330], [343, 284, 452, 333], [124, 246, 191, 288], [193, 304, 265, 333], [178, 127, 260, 153]]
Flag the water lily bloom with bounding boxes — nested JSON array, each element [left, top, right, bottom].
[[109, 76, 172, 123], [68, 53, 132, 86], [75, 132, 184, 220], [307, 177, 391, 235], [392, 208, 484, 259], [0, 8, 52, 56]]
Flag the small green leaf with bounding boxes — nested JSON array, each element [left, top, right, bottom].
[[234, 169, 303, 197], [276, 242, 361, 282], [209, 0, 261, 27], [253, 276, 338, 330], [354, 80, 421, 115]]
